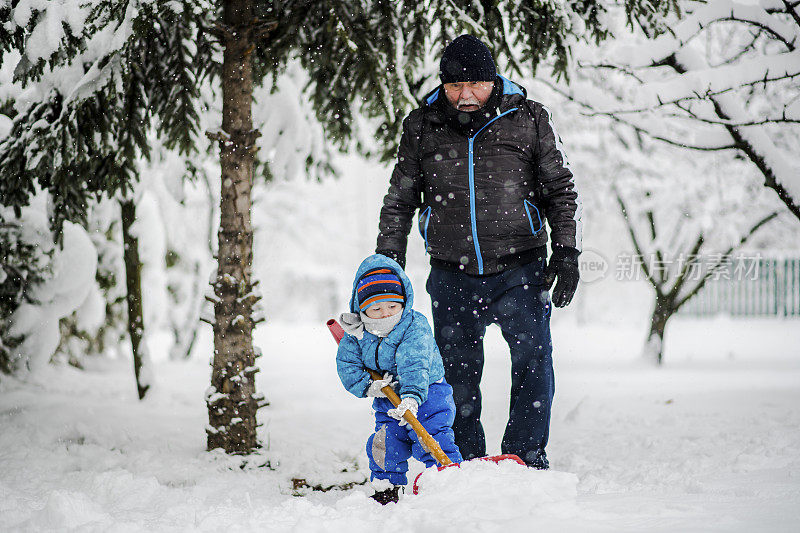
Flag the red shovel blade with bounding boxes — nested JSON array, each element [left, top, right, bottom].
[[412, 454, 527, 495]]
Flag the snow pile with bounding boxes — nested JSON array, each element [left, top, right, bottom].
[[33, 490, 110, 530], [412, 458, 578, 517]]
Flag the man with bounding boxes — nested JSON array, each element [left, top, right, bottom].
[[376, 35, 581, 469]]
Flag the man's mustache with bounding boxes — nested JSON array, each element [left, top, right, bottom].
[[457, 98, 480, 109]]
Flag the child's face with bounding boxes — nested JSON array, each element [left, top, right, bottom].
[[364, 301, 403, 319]]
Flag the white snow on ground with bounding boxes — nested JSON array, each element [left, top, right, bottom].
[[1, 317, 799, 532]]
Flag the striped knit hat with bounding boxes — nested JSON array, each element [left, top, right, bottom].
[[356, 268, 405, 312]]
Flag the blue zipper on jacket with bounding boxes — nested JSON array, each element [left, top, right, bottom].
[[467, 108, 518, 274], [419, 206, 432, 254]]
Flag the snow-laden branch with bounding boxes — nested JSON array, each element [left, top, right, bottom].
[[393, 23, 422, 112], [9, 0, 92, 61], [665, 107, 800, 126], [563, 0, 800, 222], [534, 78, 739, 151], [8, 0, 142, 110], [654, 46, 800, 220], [778, 0, 800, 27], [674, 210, 780, 306], [613, 186, 659, 292], [444, 0, 486, 35], [614, 0, 800, 66], [583, 51, 800, 115]]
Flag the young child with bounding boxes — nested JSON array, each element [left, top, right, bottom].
[[336, 254, 462, 504]]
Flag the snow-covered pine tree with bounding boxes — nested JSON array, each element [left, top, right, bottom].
[[0, 1, 210, 398], [55, 201, 128, 370]]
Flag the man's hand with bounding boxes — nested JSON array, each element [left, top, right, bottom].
[[376, 249, 406, 270], [543, 245, 580, 308], [366, 372, 396, 398], [387, 397, 419, 426]]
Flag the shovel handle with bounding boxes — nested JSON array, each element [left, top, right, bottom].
[[366, 368, 453, 467]]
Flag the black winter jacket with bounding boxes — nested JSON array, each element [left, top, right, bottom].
[[377, 76, 582, 275]]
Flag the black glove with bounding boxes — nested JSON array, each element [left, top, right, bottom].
[[376, 249, 406, 270], [543, 245, 580, 308]]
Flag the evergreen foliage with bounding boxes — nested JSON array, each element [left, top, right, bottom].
[[0, 214, 54, 373], [0, 0, 214, 233], [259, 0, 679, 160]]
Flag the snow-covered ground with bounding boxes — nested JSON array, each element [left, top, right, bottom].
[[1, 317, 799, 532]]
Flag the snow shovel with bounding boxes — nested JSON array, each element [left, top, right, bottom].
[[326, 318, 526, 494]]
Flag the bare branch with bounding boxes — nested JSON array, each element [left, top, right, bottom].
[[210, 22, 235, 42], [673, 101, 703, 121], [253, 20, 278, 39], [210, 18, 277, 43], [782, 0, 800, 28], [613, 186, 661, 294], [675, 211, 780, 309], [666, 108, 800, 126], [576, 62, 649, 84], [715, 30, 761, 67], [715, 16, 797, 51], [533, 79, 739, 152], [583, 68, 800, 115], [666, 233, 705, 301], [644, 210, 670, 285]]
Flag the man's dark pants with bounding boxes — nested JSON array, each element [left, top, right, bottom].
[[426, 258, 554, 465]]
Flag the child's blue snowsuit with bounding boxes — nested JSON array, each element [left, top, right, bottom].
[[336, 254, 463, 485]]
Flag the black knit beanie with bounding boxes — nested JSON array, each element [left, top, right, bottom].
[[439, 35, 496, 83]]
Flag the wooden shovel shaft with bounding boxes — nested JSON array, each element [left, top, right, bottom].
[[367, 369, 453, 467]]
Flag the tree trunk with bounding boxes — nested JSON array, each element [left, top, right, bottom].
[[207, 0, 262, 453], [120, 199, 150, 400], [643, 295, 674, 366]]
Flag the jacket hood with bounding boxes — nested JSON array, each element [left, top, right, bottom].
[[349, 254, 414, 315], [422, 74, 526, 109]]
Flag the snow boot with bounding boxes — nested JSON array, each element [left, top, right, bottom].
[[526, 450, 549, 470], [370, 486, 400, 505]]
